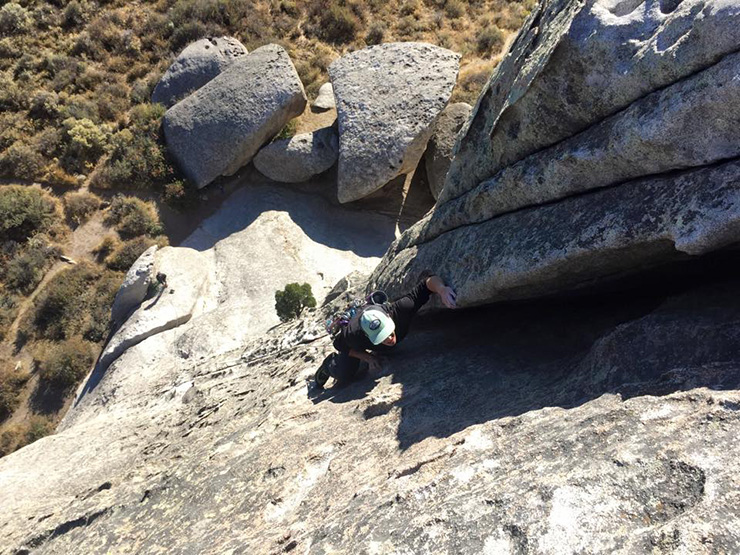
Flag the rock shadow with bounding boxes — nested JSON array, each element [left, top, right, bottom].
[[388, 269, 740, 450], [180, 183, 398, 259]]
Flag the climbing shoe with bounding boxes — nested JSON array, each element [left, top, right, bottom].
[[314, 353, 337, 389]]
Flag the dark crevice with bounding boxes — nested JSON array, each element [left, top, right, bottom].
[[443, 44, 740, 209], [19, 507, 112, 552], [408, 152, 740, 251]]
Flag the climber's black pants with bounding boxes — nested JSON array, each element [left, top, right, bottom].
[[330, 350, 361, 383]]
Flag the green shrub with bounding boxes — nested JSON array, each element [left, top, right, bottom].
[[0, 366, 29, 419], [25, 415, 54, 443], [316, 1, 361, 45], [63, 190, 101, 225], [476, 25, 505, 55], [104, 235, 165, 272], [365, 21, 386, 45], [91, 103, 172, 190], [3, 239, 57, 294], [29, 90, 61, 122], [275, 119, 298, 140], [0, 293, 19, 340], [0, 425, 23, 456], [0, 186, 60, 243], [36, 336, 95, 388], [275, 282, 316, 322], [63, 0, 92, 29], [0, 141, 46, 180], [162, 180, 197, 211], [0, 3, 31, 36], [104, 195, 164, 238], [60, 117, 109, 172], [24, 261, 122, 342], [444, 0, 464, 18], [92, 235, 119, 260]]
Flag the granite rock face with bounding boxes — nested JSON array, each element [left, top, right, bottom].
[[442, 0, 740, 204], [109, 245, 157, 327], [253, 126, 338, 183], [371, 0, 740, 309], [1, 269, 739, 553], [151, 37, 247, 108], [423, 102, 471, 200], [163, 44, 306, 189], [329, 42, 460, 203]]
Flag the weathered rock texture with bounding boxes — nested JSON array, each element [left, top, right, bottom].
[[163, 44, 306, 189], [424, 102, 471, 200], [253, 126, 338, 183], [312, 82, 335, 111], [109, 245, 156, 327], [97, 247, 210, 373], [151, 37, 247, 108], [441, 0, 740, 204], [329, 42, 460, 203], [1, 269, 739, 553], [371, 0, 740, 308]]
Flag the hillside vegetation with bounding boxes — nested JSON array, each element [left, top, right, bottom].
[[0, 0, 532, 192]]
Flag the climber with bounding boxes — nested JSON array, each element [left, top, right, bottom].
[[315, 271, 457, 388]]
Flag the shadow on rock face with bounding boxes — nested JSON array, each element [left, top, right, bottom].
[[383, 273, 740, 450], [182, 184, 398, 259]]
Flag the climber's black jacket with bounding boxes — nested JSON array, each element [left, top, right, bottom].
[[333, 270, 432, 354]]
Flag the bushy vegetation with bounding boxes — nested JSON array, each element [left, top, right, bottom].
[[63, 190, 102, 225], [275, 282, 316, 322], [104, 235, 167, 272], [0, 415, 54, 456], [0, 292, 19, 340], [104, 194, 164, 239], [21, 261, 122, 343], [0, 0, 533, 196], [2, 237, 60, 295], [35, 336, 96, 388], [0, 366, 29, 420], [0, 187, 60, 243]]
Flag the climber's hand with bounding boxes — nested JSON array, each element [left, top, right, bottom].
[[438, 286, 457, 309]]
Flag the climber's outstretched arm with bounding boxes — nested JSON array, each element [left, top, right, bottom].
[[425, 275, 457, 309]]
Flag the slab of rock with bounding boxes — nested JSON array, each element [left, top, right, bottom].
[[96, 246, 210, 373], [329, 42, 460, 203], [441, 0, 740, 203], [312, 82, 335, 110], [396, 49, 740, 252], [370, 160, 740, 307], [163, 44, 307, 189], [109, 245, 157, 327], [253, 126, 338, 183], [152, 37, 248, 108], [424, 102, 471, 200]]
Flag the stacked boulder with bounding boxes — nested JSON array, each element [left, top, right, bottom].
[[163, 44, 307, 189], [423, 102, 472, 200], [152, 37, 248, 108], [370, 0, 740, 306], [253, 126, 338, 183], [329, 42, 460, 203]]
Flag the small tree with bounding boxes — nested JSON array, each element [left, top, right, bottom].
[[274, 282, 316, 322]]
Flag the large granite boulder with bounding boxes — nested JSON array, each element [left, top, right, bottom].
[[329, 42, 460, 203], [423, 102, 471, 200], [371, 160, 740, 307], [253, 126, 338, 183], [163, 44, 307, 189], [151, 37, 248, 108], [441, 0, 740, 204], [370, 0, 740, 309]]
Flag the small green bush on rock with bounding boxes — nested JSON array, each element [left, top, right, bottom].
[[275, 282, 316, 322]]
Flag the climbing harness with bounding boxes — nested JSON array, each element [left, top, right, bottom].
[[324, 290, 388, 335]]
